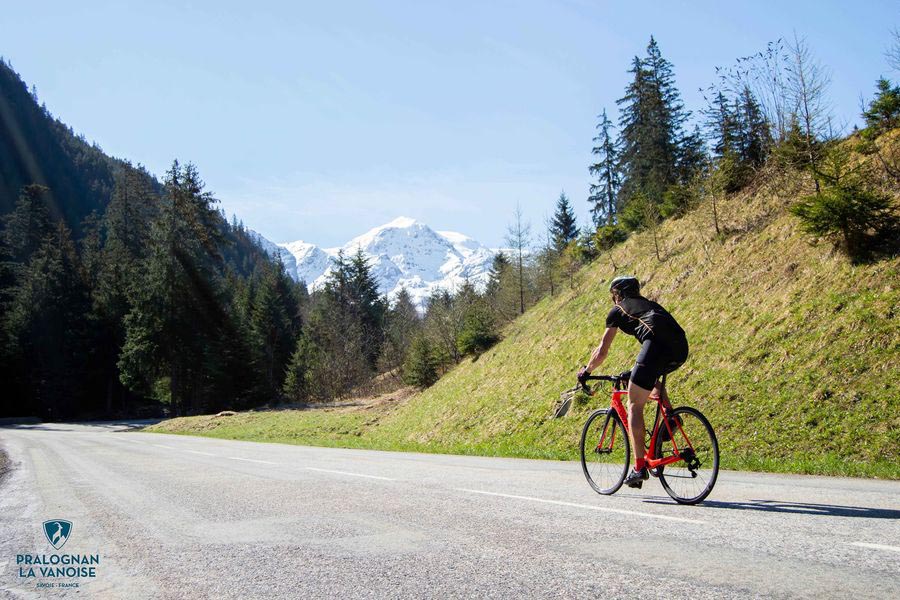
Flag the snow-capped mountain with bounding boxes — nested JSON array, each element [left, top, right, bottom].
[[251, 217, 498, 306]]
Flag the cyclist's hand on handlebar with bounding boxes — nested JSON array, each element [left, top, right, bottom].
[[617, 370, 632, 385], [577, 366, 591, 385]]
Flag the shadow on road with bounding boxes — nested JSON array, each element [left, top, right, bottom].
[[0, 420, 162, 432], [643, 498, 900, 520]]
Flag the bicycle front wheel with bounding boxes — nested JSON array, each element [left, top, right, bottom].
[[655, 406, 719, 505], [580, 409, 630, 495]]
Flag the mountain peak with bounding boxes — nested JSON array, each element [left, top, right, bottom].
[[383, 216, 418, 228], [255, 217, 498, 306]]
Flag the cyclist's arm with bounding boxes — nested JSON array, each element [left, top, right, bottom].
[[585, 327, 617, 373]]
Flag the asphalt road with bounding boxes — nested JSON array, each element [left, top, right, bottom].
[[1, 422, 898, 599]]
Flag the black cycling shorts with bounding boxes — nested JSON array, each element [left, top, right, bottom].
[[630, 336, 688, 391]]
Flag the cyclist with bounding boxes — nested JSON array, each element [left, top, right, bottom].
[[577, 276, 688, 488]]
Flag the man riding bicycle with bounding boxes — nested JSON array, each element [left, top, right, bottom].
[[577, 276, 689, 489]]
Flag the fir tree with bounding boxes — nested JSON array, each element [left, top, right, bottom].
[[118, 160, 227, 415], [381, 288, 420, 373], [550, 191, 578, 252], [863, 78, 900, 132], [6, 222, 93, 418], [617, 37, 689, 210], [737, 86, 771, 168], [589, 108, 620, 226], [402, 335, 438, 388], [706, 91, 740, 159]]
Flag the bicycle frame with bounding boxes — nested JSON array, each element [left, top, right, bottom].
[[596, 382, 696, 471]]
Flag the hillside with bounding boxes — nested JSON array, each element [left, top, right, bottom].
[[150, 150, 900, 478], [0, 59, 142, 233]]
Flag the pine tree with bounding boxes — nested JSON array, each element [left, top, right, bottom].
[[589, 108, 620, 226], [456, 286, 498, 357], [677, 125, 707, 184], [282, 332, 316, 402], [706, 91, 740, 159], [485, 251, 518, 322], [550, 191, 577, 252], [118, 160, 227, 415], [249, 257, 296, 399], [617, 37, 689, 210], [6, 222, 93, 418], [381, 287, 420, 373], [862, 78, 900, 132], [737, 86, 771, 168], [2, 184, 53, 266], [402, 335, 438, 388], [347, 248, 386, 369]]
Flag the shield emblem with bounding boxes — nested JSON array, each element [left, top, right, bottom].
[[42, 520, 73, 550]]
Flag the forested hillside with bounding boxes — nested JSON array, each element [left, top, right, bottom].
[[0, 60, 298, 419]]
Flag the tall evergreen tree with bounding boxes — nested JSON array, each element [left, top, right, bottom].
[[617, 37, 689, 211], [706, 91, 740, 159], [347, 248, 386, 369], [249, 257, 297, 399], [118, 160, 227, 415], [737, 86, 771, 168], [550, 191, 577, 252], [589, 108, 620, 226], [381, 287, 420, 373], [5, 222, 93, 418]]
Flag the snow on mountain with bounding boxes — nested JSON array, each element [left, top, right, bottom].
[[279, 240, 331, 285], [252, 217, 499, 306], [247, 229, 297, 276]]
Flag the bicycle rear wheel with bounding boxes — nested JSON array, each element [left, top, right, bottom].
[[655, 406, 719, 505], [580, 409, 630, 495]]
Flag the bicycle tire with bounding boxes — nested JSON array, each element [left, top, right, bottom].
[[655, 406, 719, 505], [580, 408, 630, 495]]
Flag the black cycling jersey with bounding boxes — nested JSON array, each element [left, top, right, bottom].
[[605, 296, 685, 345], [606, 295, 689, 389]]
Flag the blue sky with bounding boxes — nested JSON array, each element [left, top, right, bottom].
[[3, 1, 897, 246]]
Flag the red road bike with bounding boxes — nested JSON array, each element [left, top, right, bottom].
[[578, 373, 719, 504]]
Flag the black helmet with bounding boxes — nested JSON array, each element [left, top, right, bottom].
[[609, 275, 640, 297]]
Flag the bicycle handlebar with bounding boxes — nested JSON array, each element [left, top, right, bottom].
[[583, 375, 618, 382], [578, 373, 628, 395]]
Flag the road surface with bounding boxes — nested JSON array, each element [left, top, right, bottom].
[[1, 422, 898, 599]]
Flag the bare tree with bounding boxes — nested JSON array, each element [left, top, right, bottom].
[[505, 203, 531, 315], [887, 27, 900, 71], [786, 32, 834, 192], [712, 39, 791, 143]]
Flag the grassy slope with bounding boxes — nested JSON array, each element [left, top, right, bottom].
[[150, 159, 900, 478]]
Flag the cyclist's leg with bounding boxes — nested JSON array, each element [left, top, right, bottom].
[[628, 340, 662, 468], [626, 379, 653, 465]]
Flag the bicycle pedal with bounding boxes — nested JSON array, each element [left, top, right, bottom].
[[649, 468, 660, 478]]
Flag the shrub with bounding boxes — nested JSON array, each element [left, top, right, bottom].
[[791, 184, 899, 261], [456, 307, 499, 356], [402, 336, 439, 388]]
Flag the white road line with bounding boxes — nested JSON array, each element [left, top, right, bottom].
[[455, 488, 706, 524], [227, 457, 280, 465], [153, 444, 177, 449], [850, 542, 900, 554], [305, 467, 396, 481], [186, 450, 217, 457]]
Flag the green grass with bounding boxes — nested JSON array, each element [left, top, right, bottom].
[[148, 161, 900, 480]]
